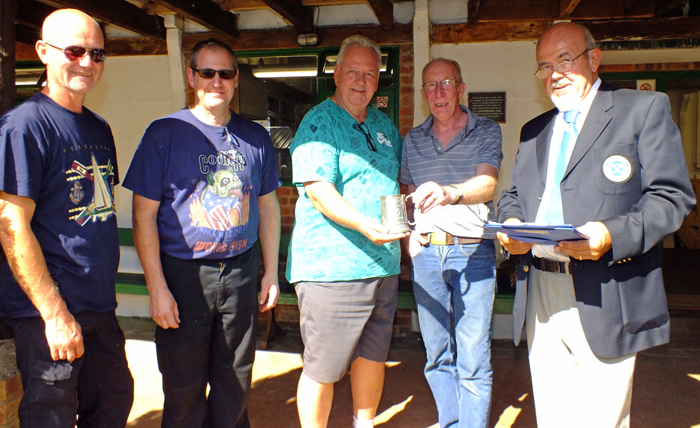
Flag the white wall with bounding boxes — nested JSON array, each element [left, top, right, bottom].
[[428, 43, 700, 200], [84, 55, 175, 228], [429, 41, 551, 200]]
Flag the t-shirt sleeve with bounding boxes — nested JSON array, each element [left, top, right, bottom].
[[290, 110, 339, 185], [122, 123, 167, 201], [257, 131, 281, 196], [0, 129, 44, 201], [478, 120, 504, 171]]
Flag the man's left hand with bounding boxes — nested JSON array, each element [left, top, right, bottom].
[[556, 221, 612, 261], [259, 271, 280, 312]]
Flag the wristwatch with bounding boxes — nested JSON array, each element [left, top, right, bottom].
[[447, 185, 463, 205]]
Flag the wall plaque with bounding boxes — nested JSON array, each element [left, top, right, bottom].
[[468, 92, 506, 123]]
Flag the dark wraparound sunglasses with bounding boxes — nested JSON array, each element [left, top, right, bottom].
[[191, 68, 237, 80], [45, 42, 107, 64]]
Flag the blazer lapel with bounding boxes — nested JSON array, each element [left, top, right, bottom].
[[565, 83, 614, 177], [536, 110, 557, 186]]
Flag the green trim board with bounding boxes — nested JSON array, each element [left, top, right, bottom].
[[600, 70, 700, 93]]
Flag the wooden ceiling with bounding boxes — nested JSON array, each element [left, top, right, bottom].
[[12, 0, 700, 56]]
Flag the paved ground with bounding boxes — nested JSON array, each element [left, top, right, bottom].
[[120, 314, 700, 428]]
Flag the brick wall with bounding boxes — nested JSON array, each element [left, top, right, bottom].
[[0, 340, 21, 428], [599, 61, 700, 73], [398, 44, 415, 137]]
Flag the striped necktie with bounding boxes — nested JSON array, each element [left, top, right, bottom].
[[543, 109, 580, 224]]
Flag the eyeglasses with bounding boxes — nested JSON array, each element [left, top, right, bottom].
[[354, 122, 377, 152], [535, 49, 590, 80], [45, 42, 107, 64], [191, 68, 237, 80], [423, 79, 462, 92]]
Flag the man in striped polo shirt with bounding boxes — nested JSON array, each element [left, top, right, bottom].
[[401, 58, 503, 428]]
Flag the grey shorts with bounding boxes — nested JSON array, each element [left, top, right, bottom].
[[295, 275, 399, 383]]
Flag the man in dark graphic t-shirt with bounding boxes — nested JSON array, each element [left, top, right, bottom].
[[0, 9, 133, 428], [124, 38, 281, 428]]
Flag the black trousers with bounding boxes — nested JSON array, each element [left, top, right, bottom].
[[157, 247, 259, 428], [9, 310, 134, 428]]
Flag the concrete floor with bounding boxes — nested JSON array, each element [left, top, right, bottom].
[[119, 314, 700, 428]]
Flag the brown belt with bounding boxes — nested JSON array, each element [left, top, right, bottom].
[[532, 256, 570, 274], [425, 231, 482, 246]]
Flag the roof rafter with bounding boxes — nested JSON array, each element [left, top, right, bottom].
[[257, 0, 314, 33], [559, 0, 583, 18], [367, 0, 394, 30], [467, 0, 481, 27], [16, 0, 56, 30], [152, 0, 238, 37], [41, 0, 166, 40], [15, 23, 41, 46]]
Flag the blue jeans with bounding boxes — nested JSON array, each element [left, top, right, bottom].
[[412, 240, 496, 428]]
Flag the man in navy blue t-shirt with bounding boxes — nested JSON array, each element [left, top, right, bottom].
[[0, 9, 133, 427], [124, 38, 281, 428]]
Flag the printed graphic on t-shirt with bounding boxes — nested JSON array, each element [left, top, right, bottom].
[[189, 167, 250, 231], [68, 152, 116, 226]]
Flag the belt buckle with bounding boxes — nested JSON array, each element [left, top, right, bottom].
[[430, 231, 454, 245]]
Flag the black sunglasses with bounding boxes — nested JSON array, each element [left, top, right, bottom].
[[191, 68, 237, 80], [354, 122, 377, 152], [45, 42, 107, 64]]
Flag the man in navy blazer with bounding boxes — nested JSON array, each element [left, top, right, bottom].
[[498, 22, 695, 428]]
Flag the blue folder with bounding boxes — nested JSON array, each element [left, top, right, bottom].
[[484, 222, 588, 245]]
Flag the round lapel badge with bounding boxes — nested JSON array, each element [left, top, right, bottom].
[[602, 155, 632, 183]]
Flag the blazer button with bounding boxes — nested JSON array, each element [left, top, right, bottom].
[[523, 265, 529, 273]]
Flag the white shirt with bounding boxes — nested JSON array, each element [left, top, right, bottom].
[[533, 78, 601, 261]]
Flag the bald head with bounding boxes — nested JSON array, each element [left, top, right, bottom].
[[42, 9, 103, 48], [36, 9, 106, 112], [537, 22, 596, 58]]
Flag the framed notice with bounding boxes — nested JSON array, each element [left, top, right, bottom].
[[468, 92, 506, 123]]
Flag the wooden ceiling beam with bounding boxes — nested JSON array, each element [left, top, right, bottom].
[[467, 0, 482, 27], [105, 36, 167, 56], [586, 16, 700, 41], [217, 0, 367, 11], [257, 0, 314, 32], [43, 0, 166, 40], [367, 0, 394, 30], [432, 21, 549, 43], [152, 0, 238, 37], [106, 24, 412, 56], [15, 23, 40, 46], [656, 0, 686, 17], [16, 0, 56, 30], [182, 23, 412, 51], [559, 0, 582, 18], [431, 15, 700, 44], [477, 0, 655, 22]]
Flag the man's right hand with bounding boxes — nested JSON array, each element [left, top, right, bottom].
[[44, 307, 84, 362], [149, 282, 180, 329], [358, 217, 410, 245], [496, 218, 534, 255]]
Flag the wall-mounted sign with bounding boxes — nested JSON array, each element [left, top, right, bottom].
[[468, 92, 506, 123], [636, 79, 656, 91], [376, 96, 388, 108]]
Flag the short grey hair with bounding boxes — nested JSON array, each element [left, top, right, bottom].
[[336, 35, 382, 70], [422, 58, 463, 85]]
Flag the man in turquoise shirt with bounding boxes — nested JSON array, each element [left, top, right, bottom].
[[286, 35, 407, 428]]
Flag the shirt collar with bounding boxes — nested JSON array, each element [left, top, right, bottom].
[[419, 105, 478, 137]]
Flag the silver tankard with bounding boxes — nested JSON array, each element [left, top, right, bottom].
[[380, 194, 413, 234]]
